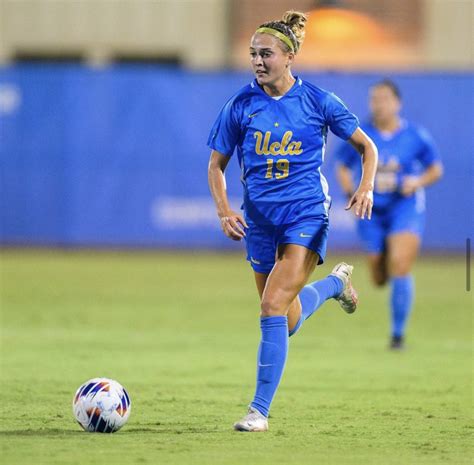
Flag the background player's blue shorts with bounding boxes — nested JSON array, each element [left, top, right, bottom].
[[245, 216, 329, 274], [357, 197, 425, 254]]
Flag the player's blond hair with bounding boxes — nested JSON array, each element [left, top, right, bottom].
[[281, 10, 307, 51], [256, 10, 308, 53]]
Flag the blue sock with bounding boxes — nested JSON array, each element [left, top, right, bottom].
[[391, 275, 414, 338], [250, 316, 288, 418], [289, 276, 343, 337]]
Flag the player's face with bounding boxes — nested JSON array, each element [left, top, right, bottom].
[[250, 33, 293, 86], [369, 85, 401, 122]]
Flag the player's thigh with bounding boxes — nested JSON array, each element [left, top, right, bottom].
[[387, 232, 420, 276], [261, 244, 319, 316]]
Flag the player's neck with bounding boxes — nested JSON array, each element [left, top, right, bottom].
[[374, 116, 401, 133], [262, 73, 295, 97]]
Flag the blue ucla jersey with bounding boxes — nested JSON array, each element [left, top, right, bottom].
[[336, 120, 440, 212], [208, 77, 359, 225]]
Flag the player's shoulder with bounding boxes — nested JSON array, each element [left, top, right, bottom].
[[402, 120, 434, 144], [219, 81, 259, 119], [226, 81, 259, 106], [300, 79, 347, 111], [300, 80, 332, 102]]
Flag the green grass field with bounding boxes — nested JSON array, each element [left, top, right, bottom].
[[0, 250, 472, 465]]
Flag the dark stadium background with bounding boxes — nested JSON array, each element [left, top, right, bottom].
[[0, 1, 472, 252], [0, 2, 472, 465]]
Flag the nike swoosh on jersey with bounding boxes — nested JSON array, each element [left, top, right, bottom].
[[250, 257, 261, 264], [248, 112, 260, 118], [299, 233, 312, 238]]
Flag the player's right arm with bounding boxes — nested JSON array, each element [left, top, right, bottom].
[[208, 150, 248, 241]]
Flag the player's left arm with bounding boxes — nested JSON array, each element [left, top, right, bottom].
[[345, 127, 378, 220]]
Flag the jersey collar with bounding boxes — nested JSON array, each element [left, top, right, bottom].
[[250, 76, 303, 100]]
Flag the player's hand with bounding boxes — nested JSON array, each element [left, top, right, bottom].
[[219, 211, 248, 241], [401, 176, 421, 197], [345, 185, 374, 220]]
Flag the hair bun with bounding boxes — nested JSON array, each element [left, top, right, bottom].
[[281, 10, 307, 47]]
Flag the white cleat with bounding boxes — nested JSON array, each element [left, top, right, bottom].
[[330, 262, 358, 314], [233, 407, 268, 432]]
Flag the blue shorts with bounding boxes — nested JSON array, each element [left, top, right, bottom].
[[245, 216, 329, 274], [358, 198, 425, 254]]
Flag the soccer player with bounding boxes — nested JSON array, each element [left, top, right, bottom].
[[207, 11, 378, 432], [336, 79, 443, 350]]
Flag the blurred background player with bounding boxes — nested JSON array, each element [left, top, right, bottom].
[[208, 11, 377, 432], [335, 79, 443, 350]]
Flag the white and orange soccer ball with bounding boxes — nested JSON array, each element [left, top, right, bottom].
[[72, 378, 131, 433]]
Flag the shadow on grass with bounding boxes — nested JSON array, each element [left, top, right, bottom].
[[0, 426, 221, 436], [0, 429, 84, 437]]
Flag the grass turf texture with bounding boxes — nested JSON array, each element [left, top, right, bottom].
[[0, 250, 472, 465]]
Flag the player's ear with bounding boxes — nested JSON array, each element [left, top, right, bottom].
[[286, 52, 295, 67]]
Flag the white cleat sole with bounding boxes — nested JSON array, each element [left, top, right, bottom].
[[331, 262, 358, 314]]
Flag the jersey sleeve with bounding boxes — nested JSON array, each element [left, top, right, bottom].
[[323, 93, 359, 141], [335, 140, 360, 169], [207, 97, 241, 157], [416, 126, 440, 168]]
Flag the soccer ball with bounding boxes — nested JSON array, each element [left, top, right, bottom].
[[72, 377, 131, 433]]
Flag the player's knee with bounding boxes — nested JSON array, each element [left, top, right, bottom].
[[260, 295, 287, 317], [390, 260, 411, 277]]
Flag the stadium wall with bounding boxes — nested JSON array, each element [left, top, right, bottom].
[[0, 65, 472, 251]]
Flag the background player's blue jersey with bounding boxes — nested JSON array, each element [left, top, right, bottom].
[[336, 120, 440, 212], [208, 77, 359, 225]]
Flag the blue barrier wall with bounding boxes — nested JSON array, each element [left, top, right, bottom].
[[0, 65, 472, 250]]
